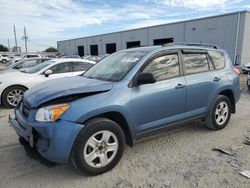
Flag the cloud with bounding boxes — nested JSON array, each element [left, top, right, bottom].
[[0, 0, 248, 51], [153, 0, 227, 9]]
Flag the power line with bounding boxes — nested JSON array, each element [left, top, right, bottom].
[[27, 39, 52, 47]]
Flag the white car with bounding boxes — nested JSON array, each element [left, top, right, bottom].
[[242, 63, 250, 73], [0, 58, 95, 107], [11, 54, 42, 64], [0, 54, 10, 64]]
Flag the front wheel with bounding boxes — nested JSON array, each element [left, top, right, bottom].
[[71, 118, 125, 176], [2, 86, 27, 108], [205, 95, 232, 130], [2, 59, 7, 64]]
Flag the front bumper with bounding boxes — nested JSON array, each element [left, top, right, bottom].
[[9, 108, 84, 163]]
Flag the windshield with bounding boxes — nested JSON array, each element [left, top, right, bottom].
[[83, 51, 146, 82], [21, 60, 54, 74]]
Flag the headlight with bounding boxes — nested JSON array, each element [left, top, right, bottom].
[[35, 104, 70, 122]]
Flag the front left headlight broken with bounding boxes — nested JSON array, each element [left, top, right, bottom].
[[35, 103, 70, 122]]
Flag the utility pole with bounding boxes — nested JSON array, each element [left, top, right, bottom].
[[13, 25, 18, 52], [23, 27, 28, 53], [7, 38, 10, 51]]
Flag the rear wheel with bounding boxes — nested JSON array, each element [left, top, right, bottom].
[[205, 95, 232, 130], [71, 118, 125, 176], [2, 86, 27, 108]]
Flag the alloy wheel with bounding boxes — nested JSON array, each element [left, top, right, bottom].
[[215, 101, 229, 125], [7, 89, 24, 107], [83, 130, 118, 168]]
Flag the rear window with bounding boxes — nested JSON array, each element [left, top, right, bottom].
[[208, 50, 225, 70]]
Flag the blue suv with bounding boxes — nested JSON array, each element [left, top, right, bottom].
[[9, 43, 241, 175]]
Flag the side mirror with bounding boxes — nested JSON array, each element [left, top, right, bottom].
[[44, 69, 52, 77], [137, 72, 156, 85]]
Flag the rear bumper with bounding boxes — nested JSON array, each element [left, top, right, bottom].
[[242, 66, 250, 72], [9, 110, 84, 163]]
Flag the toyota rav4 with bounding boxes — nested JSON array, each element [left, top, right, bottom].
[[9, 43, 241, 176]]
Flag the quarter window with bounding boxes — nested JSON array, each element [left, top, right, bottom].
[[50, 62, 71, 74], [183, 53, 209, 75], [208, 50, 225, 70], [143, 54, 180, 81]]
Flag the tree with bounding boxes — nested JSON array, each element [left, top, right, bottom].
[[0, 44, 8, 52], [44, 47, 58, 52]]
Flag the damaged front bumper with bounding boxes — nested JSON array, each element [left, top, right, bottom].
[[9, 108, 84, 163]]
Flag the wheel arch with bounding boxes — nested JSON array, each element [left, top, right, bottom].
[[1, 84, 28, 103], [83, 111, 134, 147], [218, 89, 235, 113]]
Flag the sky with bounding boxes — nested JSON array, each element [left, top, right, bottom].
[[0, 0, 249, 52]]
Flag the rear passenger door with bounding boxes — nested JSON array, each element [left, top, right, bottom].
[[182, 49, 221, 116], [71, 61, 93, 76]]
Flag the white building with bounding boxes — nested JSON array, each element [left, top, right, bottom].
[[57, 11, 250, 65]]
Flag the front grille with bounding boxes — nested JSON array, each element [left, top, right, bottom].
[[20, 102, 30, 117]]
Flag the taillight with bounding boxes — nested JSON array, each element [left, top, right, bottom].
[[232, 67, 240, 76]]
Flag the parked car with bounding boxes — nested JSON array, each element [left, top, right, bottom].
[[45, 54, 57, 59], [247, 72, 250, 91], [241, 62, 250, 73], [0, 58, 51, 71], [9, 43, 241, 176], [0, 54, 10, 64], [0, 58, 95, 107], [11, 54, 42, 64], [82, 55, 103, 62], [59, 55, 81, 59]]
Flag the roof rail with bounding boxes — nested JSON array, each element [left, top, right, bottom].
[[163, 42, 219, 49]]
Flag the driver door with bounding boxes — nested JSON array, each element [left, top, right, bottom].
[[131, 51, 187, 134]]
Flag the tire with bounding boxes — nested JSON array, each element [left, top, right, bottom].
[[71, 118, 125, 176], [2, 86, 27, 108], [205, 95, 232, 130], [2, 59, 7, 64], [247, 80, 250, 91]]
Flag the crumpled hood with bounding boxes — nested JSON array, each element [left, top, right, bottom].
[[24, 76, 113, 108]]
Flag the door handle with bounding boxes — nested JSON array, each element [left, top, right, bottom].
[[175, 83, 185, 89], [213, 77, 220, 82]]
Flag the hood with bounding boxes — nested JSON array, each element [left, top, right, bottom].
[[24, 76, 113, 108], [0, 69, 18, 74], [0, 70, 25, 77]]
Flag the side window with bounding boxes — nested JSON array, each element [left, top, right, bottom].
[[21, 60, 39, 68], [72, 62, 92, 72], [183, 53, 209, 75], [208, 50, 225, 70], [142, 54, 180, 81], [50, 62, 71, 74]]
